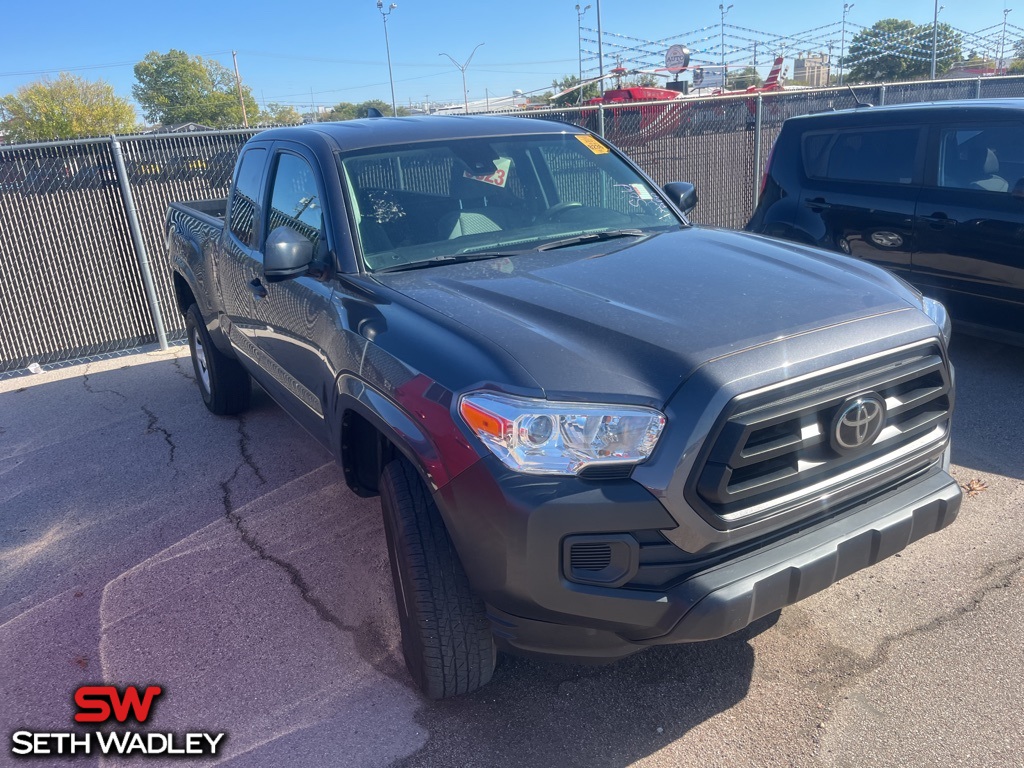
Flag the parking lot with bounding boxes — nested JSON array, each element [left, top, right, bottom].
[[1, 335, 1022, 767]]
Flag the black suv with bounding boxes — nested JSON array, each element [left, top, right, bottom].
[[747, 99, 1024, 345]]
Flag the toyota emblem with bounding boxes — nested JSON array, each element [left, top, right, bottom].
[[831, 394, 886, 453]]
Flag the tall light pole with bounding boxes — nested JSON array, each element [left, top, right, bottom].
[[839, 3, 854, 85], [930, 2, 945, 80], [999, 8, 1013, 74], [575, 4, 591, 102], [596, 0, 605, 94], [376, 0, 398, 117], [719, 4, 734, 71], [440, 43, 485, 114]]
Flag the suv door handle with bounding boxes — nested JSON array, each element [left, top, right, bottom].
[[920, 212, 957, 228], [249, 278, 268, 299], [804, 197, 832, 212]]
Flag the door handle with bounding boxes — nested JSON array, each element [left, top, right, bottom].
[[920, 212, 956, 228], [249, 278, 268, 299], [804, 197, 832, 212]]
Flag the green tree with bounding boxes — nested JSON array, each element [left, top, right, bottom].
[[550, 75, 599, 107], [259, 102, 303, 125], [725, 66, 764, 90], [0, 73, 136, 142], [1013, 38, 1024, 60], [321, 100, 409, 121], [133, 50, 258, 127], [846, 19, 962, 82]]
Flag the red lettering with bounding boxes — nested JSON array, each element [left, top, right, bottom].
[[74, 685, 163, 724]]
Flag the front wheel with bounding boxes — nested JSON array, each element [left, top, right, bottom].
[[379, 458, 496, 699], [185, 304, 251, 415]]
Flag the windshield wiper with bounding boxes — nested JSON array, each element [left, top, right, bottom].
[[374, 251, 523, 273], [536, 229, 648, 252]]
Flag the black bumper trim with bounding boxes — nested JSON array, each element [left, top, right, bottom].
[[628, 470, 961, 643]]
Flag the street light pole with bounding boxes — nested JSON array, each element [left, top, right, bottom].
[[930, 1, 941, 80], [376, 0, 398, 117], [999, 8, 1013, 74], [840, 3, 854, 86], [719, 4, 733, 72], [440, 43, 485, 114], [596, 0, 605, 95], [575, 4, 591, 103]]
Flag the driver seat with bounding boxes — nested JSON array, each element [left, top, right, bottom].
[[438, 161, 522, 239]]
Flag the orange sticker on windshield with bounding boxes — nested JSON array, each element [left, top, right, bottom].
[[575, 135, 610, 154]]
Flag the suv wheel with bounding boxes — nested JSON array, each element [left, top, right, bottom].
[[379, 457, 496, 699], [185, 304, 251, 415]]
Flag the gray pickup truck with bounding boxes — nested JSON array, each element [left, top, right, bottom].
[[167, 116, 961, 699]]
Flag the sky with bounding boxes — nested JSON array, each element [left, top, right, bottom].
[[0, 0, 1020, 118]]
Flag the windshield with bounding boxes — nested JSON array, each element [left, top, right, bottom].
[[337, 133, 684, 272]]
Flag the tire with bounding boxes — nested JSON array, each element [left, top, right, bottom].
[[379, 457, 496, 699], [185, 303, 251, 415]]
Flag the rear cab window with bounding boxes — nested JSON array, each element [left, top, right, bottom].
[[802, 126, 924, 185]]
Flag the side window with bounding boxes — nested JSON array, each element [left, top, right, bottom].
[[804, 127, 920, 185], [268, 153, 324, 251], [938, 124, 1024, 194], [228, 148, 266, 248]]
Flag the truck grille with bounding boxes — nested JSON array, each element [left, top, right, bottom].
[[688, 342, 952, 526]]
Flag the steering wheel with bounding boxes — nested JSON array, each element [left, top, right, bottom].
[[538, 201, 584, 221]]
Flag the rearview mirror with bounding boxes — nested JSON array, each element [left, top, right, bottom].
[[663, 181, 698, 214], [264, 226, 314, 282]]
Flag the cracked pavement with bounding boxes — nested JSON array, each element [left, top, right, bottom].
[[1, 337, 1022, 767]]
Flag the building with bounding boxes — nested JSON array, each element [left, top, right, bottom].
[[793, 55, 830, 87]]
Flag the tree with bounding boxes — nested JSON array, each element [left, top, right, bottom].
[[1013, 38, 1024, 60], [0, 73, 135, 142], [259, 102, 303, 125], [133, 50, 258, 127], [321, 100, 409, 121], [550, 75, 599, 108], [726, 67, 764, 90], [846, 19, 962, 82]]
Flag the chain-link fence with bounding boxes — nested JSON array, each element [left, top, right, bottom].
[[2, 75, 1023, 372]]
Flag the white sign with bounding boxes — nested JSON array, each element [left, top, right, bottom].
[[665, 45, 691, 74]]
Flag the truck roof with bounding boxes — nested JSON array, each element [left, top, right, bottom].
[[256, 115, 584, 152]]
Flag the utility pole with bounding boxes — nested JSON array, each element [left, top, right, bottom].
[[376, 0, 398, 116], [311, 88, 317, 122], [720, 4, 734, 71], [930, 1, 945, 80], [232, 51, 249, 127], [576, 4, 591, 103], [999, 8, 1013, 74], [840, 3, 854, 85]]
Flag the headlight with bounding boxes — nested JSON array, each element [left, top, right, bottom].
[[459, 392, 666, 475], [921, 296, 952, 346]]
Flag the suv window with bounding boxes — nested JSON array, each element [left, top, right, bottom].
[[268, 153, 324, 251], [803, 127, 920, 185], [229, 148, 266, 248], [937, 124, 1024, 194]]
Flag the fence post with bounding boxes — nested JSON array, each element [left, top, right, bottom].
[[109, 136, 169, 351], [976, 78, 983, 98], [752, 95, 764, 209], [597, 103, 606, 138], [879, 85, 887, 105]]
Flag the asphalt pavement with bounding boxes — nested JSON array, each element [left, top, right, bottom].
[[1, 335, 1021, 768]]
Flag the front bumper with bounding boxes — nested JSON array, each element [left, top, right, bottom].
[[435, 457, 960, 660]]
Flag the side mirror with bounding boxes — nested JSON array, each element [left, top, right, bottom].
[[663, 181, 698, 214], [264, 226, 314, 282]]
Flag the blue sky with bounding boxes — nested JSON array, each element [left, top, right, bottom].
[[1, 0, 1019, 117]]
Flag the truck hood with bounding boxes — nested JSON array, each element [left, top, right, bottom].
[[375, 227, 924, 403]]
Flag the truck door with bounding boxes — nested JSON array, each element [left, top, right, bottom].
[[245, 146, 336, 443], [219, 146, 267, 349], [912, 121, 1024, 339]]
